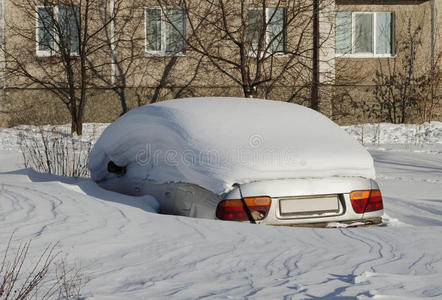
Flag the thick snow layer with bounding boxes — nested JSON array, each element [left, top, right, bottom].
[[89, 98, 375, 194]]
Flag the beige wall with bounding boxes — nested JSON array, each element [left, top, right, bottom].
[[335, 0, 433, 84], [434, 0, 441, 68], [1, 0, 440, 127], [331, 0, 441, 124]]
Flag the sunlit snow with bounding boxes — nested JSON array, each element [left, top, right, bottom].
[[0, 119, 441, 299]]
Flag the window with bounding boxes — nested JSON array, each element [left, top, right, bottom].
[[336, 12, 394, 57], [36, 6, 80, 56], [145, 7, 186, 56], [247, 7, 286, 56]]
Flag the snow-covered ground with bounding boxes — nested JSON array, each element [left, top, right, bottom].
[[0, 122, 441, 299]]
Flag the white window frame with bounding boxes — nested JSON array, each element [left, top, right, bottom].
[[336, 11, 395, 58], [35, 5, 80, 57], [248, 7, 287, 57], [144, 6, 186, 57]]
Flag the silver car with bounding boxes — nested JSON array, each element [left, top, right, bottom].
[[90, 97, 383, 226]]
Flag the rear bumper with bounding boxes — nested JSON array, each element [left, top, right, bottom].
[[223, 177, 384, 226], [271, 217, 383, 228]]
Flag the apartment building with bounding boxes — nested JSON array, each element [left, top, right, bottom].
[[0, 0, 440, 127]]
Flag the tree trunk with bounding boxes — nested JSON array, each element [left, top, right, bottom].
[[69, 100, 83, 135], [70, 110, 83, 135], [311, 0, 320, 111], [119, 88, 127, 115], [243, 83, 259, 98], [71, 118, 77, 135], [152, 56, 178, 103], [69, 99, 76, 134], [76, 112, 83, 135]]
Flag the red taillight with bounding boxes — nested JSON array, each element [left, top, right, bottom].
[[350, 190, 383, 213], [216, 197, 271, 221]]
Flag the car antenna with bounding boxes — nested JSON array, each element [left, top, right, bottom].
[[233, 183, 256, 224]]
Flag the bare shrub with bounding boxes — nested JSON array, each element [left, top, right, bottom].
[[18, 126, 93, 177], [372, 19, 440, 124], [0, 235, 54, 299], [415, 58, 441, 122], [52, 260, 86, 300], [0, 234, 85, 300]]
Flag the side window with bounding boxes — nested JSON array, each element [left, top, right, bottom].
[[267, 7, 285, 53], [247, 9, 264, 53], [376, 12, 393, 54], [165, 7, 185, 53], [247, 7, 286, 56], [36, 6, 80, 56], [354, 13, 373, 53], [145, 7, 186, 56], [336, 11, 394, 57], [336, 12, 352, 55], [145, 7, 161, 52], [37, 7, 54, 54], [58, 6, 80, 55]]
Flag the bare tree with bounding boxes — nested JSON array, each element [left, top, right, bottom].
[[3, 0, 113, 135], [88, 0, 204, 114], [89, 0, 144, 114], [373, 18, 440, 123], [415, 54, 441, 122], [152, 0, 330, 102]]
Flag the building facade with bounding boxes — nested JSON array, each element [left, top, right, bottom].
[[0, 0, 440, 127]]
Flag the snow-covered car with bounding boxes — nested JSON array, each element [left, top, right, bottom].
[[89, 97, 383, 226]]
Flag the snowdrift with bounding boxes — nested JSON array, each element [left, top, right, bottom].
[[89, 98, 375, 194]]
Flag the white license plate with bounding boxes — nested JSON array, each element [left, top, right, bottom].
[[279, 195, 339, 215]]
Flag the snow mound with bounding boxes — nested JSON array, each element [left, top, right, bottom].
[[343, 122, 442, 146], [88, 97, 375, 194]]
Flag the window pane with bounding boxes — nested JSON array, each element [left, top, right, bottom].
[[336, 12, 352, 54], [37, 7, 54, 51], [146, 8, 161, 51], [376, 12, 392, 54], [59, 6, 80, 54], [247, 9, 264, 52], [267, 8, 285, 53], [355, 13, 373, 53], [165, 7, 185, 53]]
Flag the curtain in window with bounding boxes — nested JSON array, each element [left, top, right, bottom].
[[267, 8, 285, 53], [336, 12, 351, 54], [37, 7, 54, 51], [166, 7, 185, 53], [354, 13, 373, 53], [376, 12, 392, 54], [59, 6, 80, 54], [247, 9, 263, 52], [146, 8, 161, 51]]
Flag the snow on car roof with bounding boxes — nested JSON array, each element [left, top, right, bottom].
[[89, 97, 375, 194]]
